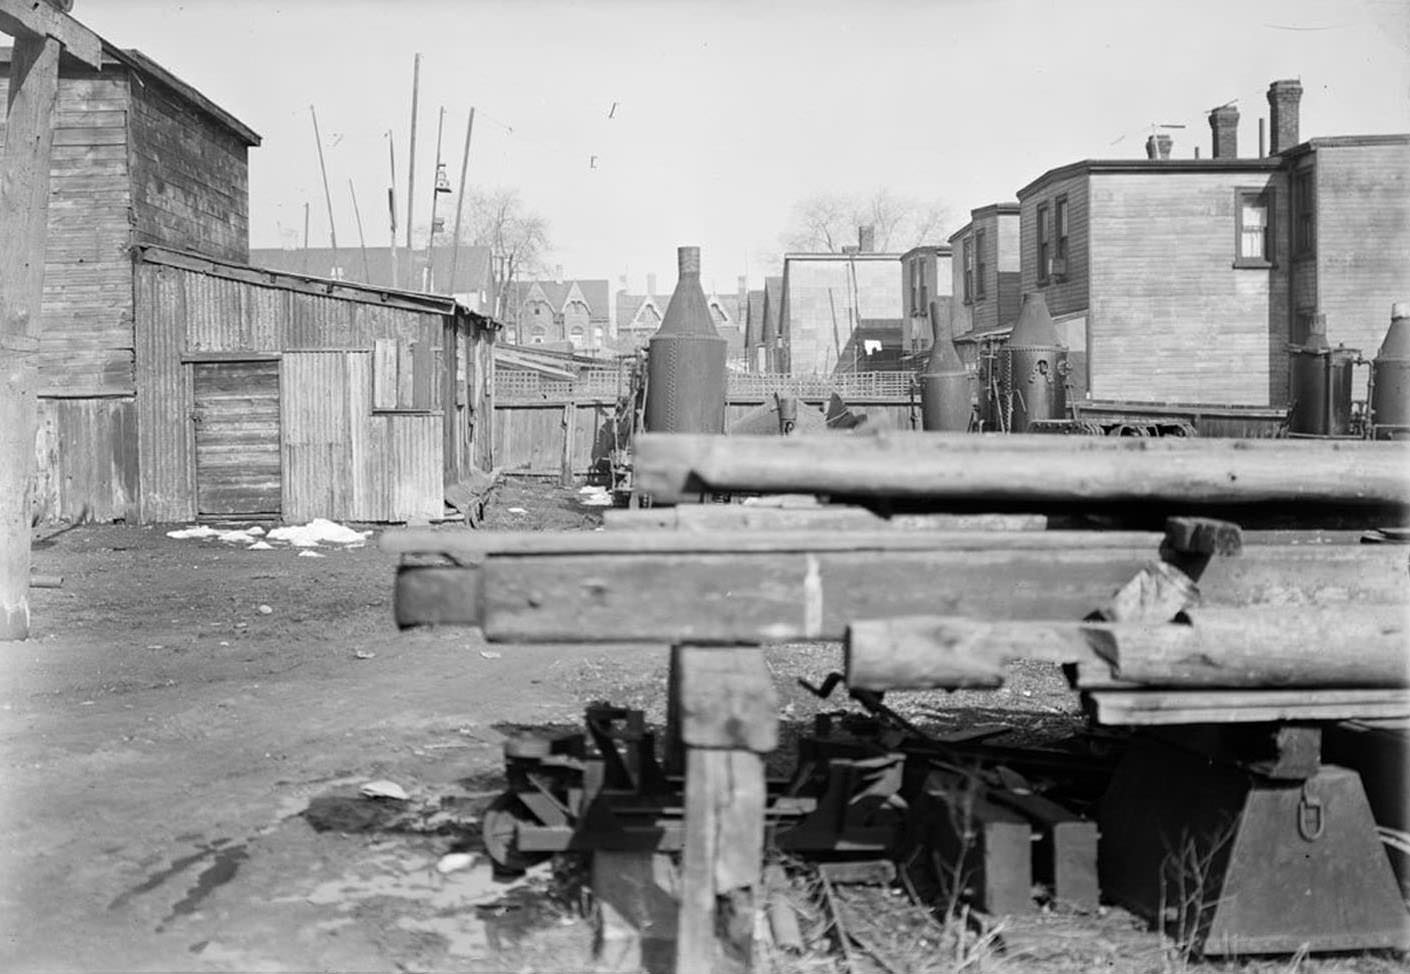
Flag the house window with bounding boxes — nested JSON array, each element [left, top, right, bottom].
[[1293, 170, 1315, 257], [910, 261, 921, 315], [975, 229, 988, 301], [1054, 195, 1069, 278], [530, 326, 546, 344], [569, 326, 585, 348], [593, 326, 604, 347], [1037, 204, 1051, 284], [1235, 188, 1274, 267], [962, 237, 974, 304]]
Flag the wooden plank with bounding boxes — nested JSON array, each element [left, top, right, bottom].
[[0, 0, 102, 67], [990, 790, 1099, 911], [601, 505, 1047, 533], [632, 432, 1410, 519], [381, 527, 1162, 557], [917, 773, 1033, 916], [1085, 688, 1410, 726], [592, 851, 678, 972], [678, 646, 778, 752]]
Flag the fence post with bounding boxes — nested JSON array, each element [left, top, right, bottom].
[[560, 399, 576, 487]]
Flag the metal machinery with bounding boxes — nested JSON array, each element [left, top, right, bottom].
[[643, 246, 727, 435], [1289, 314, 1360, 437], [1369, 302, 1410, 439], [999, 292, 1069, 433], [917, 298, 973, 432]]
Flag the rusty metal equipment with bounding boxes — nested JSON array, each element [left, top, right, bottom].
[[644, 246, 727, 434], [1099, 733, 1410, 955], [918, 298, 972, 432], [1370, 302, 1410, 439], [1289, 313, 1360, 436], [1000, 292, 1069, 433]]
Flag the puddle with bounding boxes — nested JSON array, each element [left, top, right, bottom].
[[158, 842, 248, 930]]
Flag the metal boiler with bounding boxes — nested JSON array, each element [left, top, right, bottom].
[[1001, 292, 1069, 433], [918, 299, 972, 431], [1288, 313, 1358, 436], [644, 246, 727, 434], [1370, 302, 1410, 439]]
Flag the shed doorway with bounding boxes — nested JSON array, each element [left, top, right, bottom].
[[192, 359, 282, 517]]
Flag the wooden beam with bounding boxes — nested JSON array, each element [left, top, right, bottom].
[[382, 527, 1162, 557], [1085, 688, 1410, 726], [0, 0, 101, 67], [601, 505, 1047, 533], [0, 30, 60, 640], [632, 432, 1410, 520], [392, 543, 1410, 643], [845, 606, 1410, 692]]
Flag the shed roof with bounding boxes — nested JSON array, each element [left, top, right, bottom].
[[249, 245, 493, 295]]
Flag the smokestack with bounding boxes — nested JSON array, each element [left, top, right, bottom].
[[1267, 79, 1303, 155], [858, 225, 876, 253], [646, 272, 657, 296], [1145, 135, 1160, 160], [1209, 104, 1239, 159], [1258, 118, 1266, 158]]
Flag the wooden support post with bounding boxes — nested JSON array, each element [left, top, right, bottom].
[[992, 790, 1099, 911], [670, 644, 777, 974], [0, 0, 102, 641], [561, 400, 576, 487], [915, 771, 1033, 916]]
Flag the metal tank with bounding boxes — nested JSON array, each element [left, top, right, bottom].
[[918, 299, 972, 431], [1000, 292, 1068, 433], [1289, 313, 1359, 436], [644, 246, 727, 434], [1370, 302, 1410, 439]]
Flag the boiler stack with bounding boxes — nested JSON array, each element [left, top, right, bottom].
[[1001, 292, 1069, 432], [644, 246, 727, 434], [1370, 302, 1410, 439], [918, 299, 972, 431]]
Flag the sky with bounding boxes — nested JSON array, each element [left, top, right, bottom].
[[78, 0, 1410, 295]]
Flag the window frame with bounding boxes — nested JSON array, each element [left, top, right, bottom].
[[1054, 195, 1069, 279], [974, 229, 988, 301], [1293, 169, 1315, 258], [1037, 203, 1051, 285], [962, 236, 974, 305], [1234, 187, 1275, 269]]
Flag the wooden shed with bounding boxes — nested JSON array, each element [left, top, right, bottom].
[[134, 246, 496, 523]]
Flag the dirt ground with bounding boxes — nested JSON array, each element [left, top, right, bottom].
[[1, 478, 1404, 973]]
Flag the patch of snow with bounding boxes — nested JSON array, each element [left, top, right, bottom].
[[267, 518, 372, 547], [166, 526, 219, 540], [247, 541, 274, 550], [297, 550, 325, 558]]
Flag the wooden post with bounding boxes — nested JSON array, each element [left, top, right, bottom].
[[308, 105, 339, 270], [347, 179, 371, 283], [0, 0, 102, 641], [448, 107, 475, 294], [560, 400, 576, 487], [670, 645, 778, 974], [404, 54, 420, 280]]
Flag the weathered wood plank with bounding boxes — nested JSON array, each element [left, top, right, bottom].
[[0, 0, 102, 67], [602, 505, 1047, 532], [633, 432, 1410, 519], [677, 646, 778, 752], [1085, 688, 1410, 726]]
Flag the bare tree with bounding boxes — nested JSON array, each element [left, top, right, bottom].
[[448, 187, 553, 320], [781, 189, 951, 253]]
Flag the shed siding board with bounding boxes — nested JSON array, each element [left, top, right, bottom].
[[1086, 170, 1290, 405], [0, 67, 135, 394], [128, 75, 250, 263], [1311, 143, 1410, 385], [32, 397, 140, 522], [1020, 174, 1089, 320], [371, 414, 442, 521], [135, 263, 196, 521], [193, 361, 281, 515], [282, 352, 354, 521]]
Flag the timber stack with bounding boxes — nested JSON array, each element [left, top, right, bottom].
[[386, 431, 1410, 968]]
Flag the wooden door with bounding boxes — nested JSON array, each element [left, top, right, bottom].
[[192, 360, 281, 516]]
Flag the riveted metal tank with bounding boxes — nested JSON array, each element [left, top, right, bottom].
[[1370, 302, 1410, 439], [644, 246, 727, 434], [918, 299, 972, 431], [1289, 314, 1359, 436], [1001, 292, 1068, 433]]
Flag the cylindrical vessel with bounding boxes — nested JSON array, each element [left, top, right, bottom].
[[1371, 303, 1410, 438], [1289, 314, 1331, 435], [918, 299, 971, 431], [1327, 347, 1357, 436], [644, 246, 727, 434], [1001, 293, 1068, 432]]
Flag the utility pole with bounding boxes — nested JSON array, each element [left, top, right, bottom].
[[426, 106, 448, 291], [309, 105, 339, 275], [387, 132, 399, 289], [449, 107, 476, 305], [405, 53, 421, 284], [0, 0, 103, 640], [348, 179, 371, 283], [301, 201, 310, 273]]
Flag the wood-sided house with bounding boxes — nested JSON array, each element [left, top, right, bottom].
[[1015, 80, 1410, 412], [1, 40, 496, 525]]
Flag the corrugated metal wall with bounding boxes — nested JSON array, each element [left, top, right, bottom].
[[134, 255, 462, 522]]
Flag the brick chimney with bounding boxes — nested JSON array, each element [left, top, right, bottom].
[[858, 225, 876, 253], [1267, 79, 1303, 155], [1145, 133, 1173, 159], [1209, 104, 1239, 159]]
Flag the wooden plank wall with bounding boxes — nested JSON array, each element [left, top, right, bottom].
[[127, 73, 250, 263], [491, 399, 916, 476], [1019, 174, 1089, 323], [192, 360, 281, 515], [1087, 170, 1290, 406], [31, 397, 139, 522]]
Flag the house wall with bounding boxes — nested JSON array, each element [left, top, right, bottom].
[[1086, 169, 1290, 405], [782, 256, 902, 375], [1020, 176, 1089, 321], [901, 251, 954, 353], [1311, 142, 1410, 379], [127, 74, 250, 262], [134, 253, 463, 523]]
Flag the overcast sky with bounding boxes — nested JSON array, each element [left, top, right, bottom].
[[80, 0, 1409, 294]]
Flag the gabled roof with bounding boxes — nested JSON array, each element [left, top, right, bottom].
[[248, 245, 493, 295], [1, 41, 261, 146], [512, 279, 611, 320], [615, 292, 667, 330]]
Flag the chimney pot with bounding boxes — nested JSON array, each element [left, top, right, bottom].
[[858, 225, 876, 253], [1209, 104, 1240, 159], [1145, 135, 1160, 160], [1267, 79, 1303, 154], [1155, 133, 1173, 159]]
